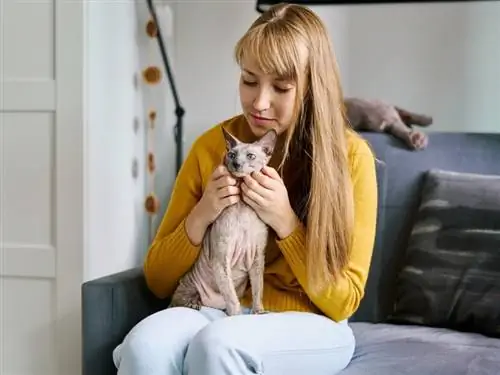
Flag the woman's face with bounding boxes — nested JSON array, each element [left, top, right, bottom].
[[238, 58, 297, 138]]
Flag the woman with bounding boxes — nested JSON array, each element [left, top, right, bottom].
[[113, 3, 378, 375]]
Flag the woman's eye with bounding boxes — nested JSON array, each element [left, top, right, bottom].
[[242, 80, 257, 86], [275, 86, 292, 94], [247, 153, 256, 160]]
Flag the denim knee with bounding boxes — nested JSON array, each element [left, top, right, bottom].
[[114, 326, 182, 375], [184, 317, 262, 375], [114, 307, 213, 375]]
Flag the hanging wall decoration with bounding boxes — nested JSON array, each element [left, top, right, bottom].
[[143, 17, 162, 244]]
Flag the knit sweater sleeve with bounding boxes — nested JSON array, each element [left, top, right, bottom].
[[143, 142, 204, 299], [276, 138, 378, 321]]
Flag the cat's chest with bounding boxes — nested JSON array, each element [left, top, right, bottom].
[[220, 201, 261, 227]]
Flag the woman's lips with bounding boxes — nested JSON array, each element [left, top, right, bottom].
[[250, 113, 273, 126]]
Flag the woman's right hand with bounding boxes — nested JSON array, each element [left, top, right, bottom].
[[198, 165, 240, 224], [185, 165, 240, 245]]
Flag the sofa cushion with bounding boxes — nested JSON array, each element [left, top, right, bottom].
[[386, 169, 500, 338], [343, 322, 500, 375]]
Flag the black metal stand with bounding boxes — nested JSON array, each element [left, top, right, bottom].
[[145, 0, 185, 175]]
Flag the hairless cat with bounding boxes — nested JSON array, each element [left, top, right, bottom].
[[169, 127, 278, 316]]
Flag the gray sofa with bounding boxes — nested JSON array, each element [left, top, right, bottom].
[[82, 131, 500, 375]]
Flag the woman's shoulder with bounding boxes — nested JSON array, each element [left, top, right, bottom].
[[345, 128, 376, 171], [346, 128, 374, 156]]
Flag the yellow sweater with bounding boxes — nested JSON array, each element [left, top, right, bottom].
[[144, 114, 378, 322]]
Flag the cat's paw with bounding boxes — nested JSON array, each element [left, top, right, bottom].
[[250, 303, 266, 314], [185, 301, 202, 311], [251, 308, 268, 315], [407, 130, 428, 150], [225, 303, 242, 316]]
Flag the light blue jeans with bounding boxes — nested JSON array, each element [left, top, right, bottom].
[[112, 306, 355, 375]]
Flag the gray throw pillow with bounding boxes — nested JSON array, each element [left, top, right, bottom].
[[387, 169, 500, 338]]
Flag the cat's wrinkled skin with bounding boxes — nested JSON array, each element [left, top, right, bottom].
[[169, 127, 277, 316]]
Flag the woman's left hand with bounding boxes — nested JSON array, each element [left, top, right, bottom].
[[241, 166, 299, 239]]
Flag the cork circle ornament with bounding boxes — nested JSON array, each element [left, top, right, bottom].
[[146, 19, 158, 38], [148, 109, 157, 124], [142, 66, 162, 84], [144, 193, 160, 214], [148, 152, 156, 173]]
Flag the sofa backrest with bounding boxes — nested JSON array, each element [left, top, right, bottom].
[[350, 131, 500, 323]]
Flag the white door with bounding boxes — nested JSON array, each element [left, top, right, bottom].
[[1, 1, 85, 374]]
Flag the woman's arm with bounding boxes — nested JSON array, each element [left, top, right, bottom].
[[143, 145, 205, 299], [276, 139, 378, 322]]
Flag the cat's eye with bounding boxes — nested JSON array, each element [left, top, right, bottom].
[[227, 152, 236, 159], [247, 153, 256, 160]]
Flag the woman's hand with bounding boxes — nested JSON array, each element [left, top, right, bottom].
[[241, 166, 299, 239], [186, 165, 239, 245]]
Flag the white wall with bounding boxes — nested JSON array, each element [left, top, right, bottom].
[[172, 0, 500, 150], [346, 2, 500, 133], [85, 0, 177, 281]]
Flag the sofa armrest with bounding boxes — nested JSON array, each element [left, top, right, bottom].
[[82, 267, 170, 375]]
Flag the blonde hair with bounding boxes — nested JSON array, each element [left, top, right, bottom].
[[234, 3, 355, 294]]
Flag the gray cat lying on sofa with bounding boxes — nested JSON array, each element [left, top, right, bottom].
[[82, 131, 500, 375], [345, 97, 432, 151]]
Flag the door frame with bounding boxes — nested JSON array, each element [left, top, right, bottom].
[[55, 0, 87, 374]]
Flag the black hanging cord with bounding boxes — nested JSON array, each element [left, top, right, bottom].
[[145, 0, 185, 175]]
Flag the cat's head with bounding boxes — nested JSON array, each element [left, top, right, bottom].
[[222, 127, 278, 178]]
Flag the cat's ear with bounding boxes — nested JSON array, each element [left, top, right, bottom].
[[221, 126, 239, 150], [257, 129, 278, 156]]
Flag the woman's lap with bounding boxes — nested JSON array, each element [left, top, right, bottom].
[[113, 306, 355, 375]]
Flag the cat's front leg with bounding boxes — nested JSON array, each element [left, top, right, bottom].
[[212, 255, 241, 316], [249, 246, 266, 314]]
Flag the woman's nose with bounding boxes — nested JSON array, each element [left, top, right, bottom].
[[253, 89, 271, 111]]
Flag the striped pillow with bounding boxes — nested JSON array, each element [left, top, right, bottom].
[[387, 169, 500, 338]]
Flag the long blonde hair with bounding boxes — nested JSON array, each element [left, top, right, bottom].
[[234, 3, 355, 295]]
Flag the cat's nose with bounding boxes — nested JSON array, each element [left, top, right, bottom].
[[232, 162, 241, 170]]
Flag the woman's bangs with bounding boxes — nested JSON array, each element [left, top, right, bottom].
[[235, 26, 298, 81]]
